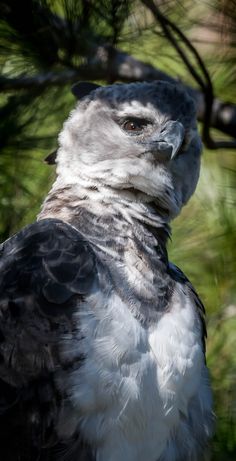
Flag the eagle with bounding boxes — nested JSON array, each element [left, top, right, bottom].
[[0, 81, 214, 461]]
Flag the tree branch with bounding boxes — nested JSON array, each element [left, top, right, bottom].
[[140, 0, 223, 149], [0, 46, 235, 147]]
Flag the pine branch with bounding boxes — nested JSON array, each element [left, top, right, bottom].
[[140, 0, 232, 149], [0, 0, 235, 148], [0, 45, 235, 145]]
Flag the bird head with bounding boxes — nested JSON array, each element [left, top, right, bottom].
[[56, 81, 202, 219]]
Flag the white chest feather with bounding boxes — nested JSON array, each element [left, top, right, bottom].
[[65, 287, 210, 461]]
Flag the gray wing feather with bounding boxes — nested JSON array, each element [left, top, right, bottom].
[[168, 262, 207, 352], [0, 218, 97, 460]]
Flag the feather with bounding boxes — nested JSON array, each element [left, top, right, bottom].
[[0, 219, 98, 460], [0, 81, 214, 461]]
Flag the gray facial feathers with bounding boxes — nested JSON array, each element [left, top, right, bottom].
[[56, 81, 201, 218]]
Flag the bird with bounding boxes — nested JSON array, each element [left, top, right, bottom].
[[0, 80, 214, 461]]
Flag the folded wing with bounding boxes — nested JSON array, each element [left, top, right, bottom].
[[0, 218, 98, 461]]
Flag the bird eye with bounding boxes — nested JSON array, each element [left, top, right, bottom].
[[122, 118, 149, 133]]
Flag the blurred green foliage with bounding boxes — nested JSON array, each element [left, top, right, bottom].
[[0, 0, 235, 459], [0, 86, 74, 239]]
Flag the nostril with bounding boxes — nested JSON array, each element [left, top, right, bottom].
[[160, 126, 167, 134]]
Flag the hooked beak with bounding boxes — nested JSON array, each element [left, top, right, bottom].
[[151, 121, 185, 161]]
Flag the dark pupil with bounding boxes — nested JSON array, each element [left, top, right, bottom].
[[128, 122, 137, 130], [124, 120, 142, 131]]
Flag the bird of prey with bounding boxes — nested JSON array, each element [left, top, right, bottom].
[[0, 81, 214, 461]]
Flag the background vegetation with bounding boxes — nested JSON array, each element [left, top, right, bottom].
[[0, 1, 235, 459]]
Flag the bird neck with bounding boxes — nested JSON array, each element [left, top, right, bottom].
[[38, 182, 171, 254]]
